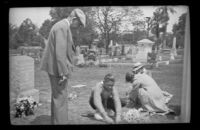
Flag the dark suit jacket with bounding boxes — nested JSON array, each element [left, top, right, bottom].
[[40, 19, 75, 77]]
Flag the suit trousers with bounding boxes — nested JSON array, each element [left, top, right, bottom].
[[48, 74, 68, 124]]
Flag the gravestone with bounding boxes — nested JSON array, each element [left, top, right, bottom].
[[135, 39, 154, 63], [170, 53, 175, 60], [76, 54, 85, 65], [171, 37, 177, 56], [10, 55, 39, 103]]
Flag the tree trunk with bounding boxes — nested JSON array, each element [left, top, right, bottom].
[[121, 44, 125, 55], [105, 32, 110, 55]]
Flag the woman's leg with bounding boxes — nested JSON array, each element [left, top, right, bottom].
[[138, 88, 170, 113]]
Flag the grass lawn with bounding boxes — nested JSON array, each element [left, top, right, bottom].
[[10, 50, 184, 125]]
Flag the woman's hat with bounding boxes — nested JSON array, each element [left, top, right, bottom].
[[132, 62, 144, 72]]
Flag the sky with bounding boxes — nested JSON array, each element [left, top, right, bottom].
[[9, 7, 51, 28], [9, 6, 188, 32]]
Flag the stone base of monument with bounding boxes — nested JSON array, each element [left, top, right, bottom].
[[17, 89, 40, 103]]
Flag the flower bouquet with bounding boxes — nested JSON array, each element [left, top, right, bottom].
[[14, 96, 38, 118], [122, 108, 150, 123], [68, 91, 78, 100]]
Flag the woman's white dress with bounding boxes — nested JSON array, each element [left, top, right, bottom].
[[130, 73, 173, 113]]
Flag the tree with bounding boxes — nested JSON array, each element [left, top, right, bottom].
[[30, 34, 45, 48], [50, 7, 78, 22], [151, 6, 176, 50], [9, 24, 18, 37], [131, 19, 146, 44], [121, 33, 134, 44], [73, 7, 98, 46], [173, 12, 187, 36], [91, 6, 129, 54], [41, 7, 98, 47], [132, 20, 145, 31], [39, 19, 55, 39], [17, 18, 37, 46], [144, 17, 155, 38], [172, 12, 187, 48], [9, 24, 19, 49], [165, 33, 174, 47], [133, 29, 146, 44]]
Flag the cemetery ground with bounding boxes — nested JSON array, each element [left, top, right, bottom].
[[10, 50, 184, 125]]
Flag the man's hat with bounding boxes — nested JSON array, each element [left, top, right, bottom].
[[71, 8, 86, 27], [132, 62, 144, 72]]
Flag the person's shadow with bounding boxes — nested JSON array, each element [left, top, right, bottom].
[[166, 104, 181, 120], [30, 115, 51, 125]]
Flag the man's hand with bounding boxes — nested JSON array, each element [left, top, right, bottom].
[[58, 75, 67, 86]]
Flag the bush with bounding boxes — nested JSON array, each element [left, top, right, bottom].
[[99, 64, 108, 68]]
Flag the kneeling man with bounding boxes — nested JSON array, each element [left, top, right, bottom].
[[89, 73, 122, 124]]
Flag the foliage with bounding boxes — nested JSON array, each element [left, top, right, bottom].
[[172, 12, 187, 48], [9, 24, 22, 49], [121, 33, 134, 44], [165, 33, 174, 47], [17, 18, 36, 45], [132, 30, 146, 44], [91, 7, 144, 53], [96, 40, 105, 48], [132, 20, 146, 31], [9, 19, 45, 49], [39, 19, 55, 39], [40, 7, 98, 47], [92, 7, 130, 53], [31, 34, 45, 48], [150, 6, 176, 49]]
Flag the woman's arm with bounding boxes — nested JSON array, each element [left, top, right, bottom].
[[132, 77, 142, 91]]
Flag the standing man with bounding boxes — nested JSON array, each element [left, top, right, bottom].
[[40, 8, 86, 124]]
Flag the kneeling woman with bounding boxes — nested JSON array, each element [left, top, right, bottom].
[[125, 68, 173, 114], [89, 73, 123, 124]]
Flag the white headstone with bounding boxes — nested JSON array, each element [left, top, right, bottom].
[[101, 59, 106, 63], [135, 39, 154, 63], [172, 37, 177, 56], [76, 46, 81, 55], [113, 58, 118, 62], [170, 53, 175, 60], [108, 59, 112, 62], [109, 40, 113, 47], [158, 56, 162, 61], [10, 55, 39, 103], [76, 54, 85, 65], [173, 37, 176, 49], [94, 60, 99, 65]]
